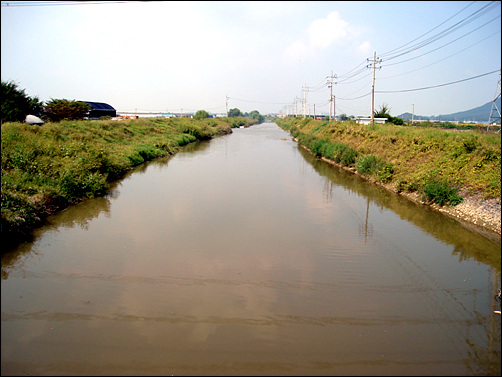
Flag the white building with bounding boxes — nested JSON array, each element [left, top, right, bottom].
[[355, 117, 387, 125]]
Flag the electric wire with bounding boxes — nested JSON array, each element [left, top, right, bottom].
[[228, 97, 291, 105], [381, 1, 499, 61], [1, 1, 144, 6], [337, 71, 373, 85], [336, 67, 370, 84], [379, 1, 476, 58], [376, 69, 499, 93], [336, 92, 372, 101], [336, 59, 368, 79], [380, 30, 500, 80], [383, 15, 500, 68]]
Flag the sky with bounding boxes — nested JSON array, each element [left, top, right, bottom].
[[1, 1, 501, 118]]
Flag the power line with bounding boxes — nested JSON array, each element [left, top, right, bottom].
[[228, 97, 291, 105], [383, 15, 500, 68], [336, 65, 370, 82], [379, 30, 500, 80], [379, 1, 476, 58], [336, 59, 368, 79], [336, 92, 372, 101], [376, 69, 499, 93], [1, 1, 145, 6], [380, 1, 499, 61], [337, 71, 372, 85]]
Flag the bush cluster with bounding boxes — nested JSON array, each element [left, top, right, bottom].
[[421, 178, 463, 206], [298, 135, 359, 167], [356, 154, 394, 183]]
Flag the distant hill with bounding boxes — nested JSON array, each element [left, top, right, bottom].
[[398, 97, 501, 123]]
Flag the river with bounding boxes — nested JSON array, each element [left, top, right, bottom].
[[1, 122, 500, 376]]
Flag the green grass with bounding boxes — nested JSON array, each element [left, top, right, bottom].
[[276, 116, 501, 202], [1, 116, 256, 246]]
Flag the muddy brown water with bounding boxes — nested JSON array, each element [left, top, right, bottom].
[[1, 123, 500, 376]]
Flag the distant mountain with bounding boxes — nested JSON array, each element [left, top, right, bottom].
[[397, 97, 501, 123]]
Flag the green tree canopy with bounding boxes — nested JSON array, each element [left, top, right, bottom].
[[1, 80, 43, 123], [374, 103, 404, 125], [228, 108, 243, 117], [193, 110, 210, 120], [43, 99, 91, 122], [249, 110, 265, 123], [374, 104, 391, 118]]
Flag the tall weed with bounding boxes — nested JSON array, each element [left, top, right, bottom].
[[421, 177, 463, 206]]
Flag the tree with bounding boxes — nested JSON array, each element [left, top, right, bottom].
[[249, 110, 264, 123], [43, 99, 91, 122], [193, 110, 210, 120], [374, 104, 391, 118], [1, 80, 43, 123], [374, 103, 404, 125], [228, 108, 243, 117]]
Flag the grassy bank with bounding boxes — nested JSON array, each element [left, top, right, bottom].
[[275, 117, 501, 205], [1, 116, 256, 247]]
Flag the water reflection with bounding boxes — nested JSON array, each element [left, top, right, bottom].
[[298, 146, 501, 273]]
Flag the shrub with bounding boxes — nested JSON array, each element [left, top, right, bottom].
[[462, 135, 478, 153], [194, 110, 210, 120], [1, 80, 43, 123], [330, 143, 357, 166], [356, 155, 379, 175], [339, 147, 358, 166], [421, 177, 463, 206], [297, 134, 318, 150], [43, 99, 91, 122], [377, 163, 394, 183], [311, 139, 329, 156], [231, 119, 246, 128], [356, 154, 394, 183], [228, 108, 243, 117], [301, 117, 312, 127]]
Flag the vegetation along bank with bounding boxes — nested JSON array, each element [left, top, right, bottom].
[[275, 116, 501, 240], [1, 116, 258, 250]]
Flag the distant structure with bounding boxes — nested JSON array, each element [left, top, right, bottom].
[[488, 70, 501, 131], [356, 117, 387, 125], [25, 114, 44, 125], [82, 101, 116, 118]]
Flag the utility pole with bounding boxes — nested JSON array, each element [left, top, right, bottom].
[[327, 71, 337, 121], [411, 104, 414, 125], [333, 95, 336, 121], [226, 95, 229, 116], [302, 84, 308, 119], [367, 51, 382, 125]]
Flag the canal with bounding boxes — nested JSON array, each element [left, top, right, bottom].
[[1, 122, 500, 375]]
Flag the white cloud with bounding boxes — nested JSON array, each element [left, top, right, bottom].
[[285, 40, 309, 61], [285, 11, 354, 60], [356, 41, 371, 54], [308, 11, 349, 49]]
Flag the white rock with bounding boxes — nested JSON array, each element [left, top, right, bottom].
[[25, 114, 44, 125]]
